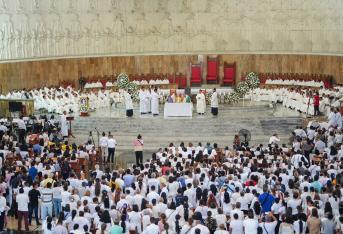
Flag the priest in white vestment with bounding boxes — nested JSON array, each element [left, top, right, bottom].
[[123, 90, 133, 117], [335, 108, 342, 129], [210, 88, 219, 116], [60, 111, 69, 138], [328, 107, 337, 128], [196, 90, 206, 115], [151, 88, 161, 116], [145, 89, 152, 114], [139, 88, 147, 114]]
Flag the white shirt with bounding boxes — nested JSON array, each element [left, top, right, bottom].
[[107, 138, 117, 148], [243, 218, 258, 234], [0, 196, 7, 212], [100, 136, 108, 147], [269, 136, 280, 144], [16, 193, 29, 211], [259, 221, 277, 234], [190, 224, 210, 234], [230, 219, 243, 234], [143, 223, 159, 234], [17, 119, 26, 130]]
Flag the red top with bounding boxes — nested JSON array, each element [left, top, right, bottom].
[[314, 95, 320, 106]]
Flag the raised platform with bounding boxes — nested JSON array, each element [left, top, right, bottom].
[[70, 101, 303, 168]]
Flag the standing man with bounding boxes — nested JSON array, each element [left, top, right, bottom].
[[16, 188, 30, 232], [41, 182, 53, 221], [28, 182, 41, 226], [313, 91, 320, 116], [196, 90, 206, 115], [258, 185, 275, 213], [139, 87, 147, 115], [0, 191, 8, 232], [17, 116, 27, 144], [124, 90, 133, 117], [107, 134, 117, 163], [99, 132, 108, 163], [134, 134, 144, 166], [210, 88, 219, 116], [151, 88, 161, 116], [60, 111, 68, 139], [145, 88, 152, 114]]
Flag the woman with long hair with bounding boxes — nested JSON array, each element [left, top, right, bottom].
[[42, 216, 54, 234], [307, 208, 321, 234]]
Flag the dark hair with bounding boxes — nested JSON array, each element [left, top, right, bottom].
[[196, 187, 202, 201], [100, 210, 111, 224], [71, 210, 77, 220], [175, 214, 181, 234], [224, 191, 230, 204], [253, 201, 261, 216], [94, 180, 101, 197], [47, 216, 52, 230], [121, 215, 126, 232]]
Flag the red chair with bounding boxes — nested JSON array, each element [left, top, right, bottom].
[[190, 64, 202, 86], [175, 73, 187, 88], [206, 57, 218, 84], [222, 62, 236, 86], [168, 74, 175, 84]]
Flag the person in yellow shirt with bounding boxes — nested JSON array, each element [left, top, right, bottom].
[[40, 174, 55, 188], [61, 141, 70, 151]]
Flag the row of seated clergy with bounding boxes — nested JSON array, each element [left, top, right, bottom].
[[81, 73, 187, 88]]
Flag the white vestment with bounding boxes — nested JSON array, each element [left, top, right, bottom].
[[196, 93, 206, 114], [60, 114, 69, 137], [145, 90, 151, 113], [124, 91, 133, 110], [211, 91, 219, 108], [151, 91, 160, 115], [335, 112, 342, 128], [139, 90, 147, 113]]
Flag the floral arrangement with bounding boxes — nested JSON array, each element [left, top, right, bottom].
[[117, 73, 139, 102], [224, 72, 260, 103]]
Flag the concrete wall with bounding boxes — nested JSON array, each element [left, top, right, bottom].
[[0, 0, 342, 62]]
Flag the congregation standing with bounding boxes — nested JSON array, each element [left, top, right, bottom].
[[0, 101, 341, 233]]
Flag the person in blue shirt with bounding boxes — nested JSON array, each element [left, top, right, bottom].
[[258, 185, 275, 213], [311, 175, 323, 193], [28, 162, 38, 182], [122, 169, 135, 189]]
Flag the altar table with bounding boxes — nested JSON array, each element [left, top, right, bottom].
[[164, 103, 193, 117]]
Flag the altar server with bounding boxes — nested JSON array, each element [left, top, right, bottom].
[[328, 108, 337, 128], [124, 90, 133, 117], [335, 108, 342, 129], [211, 88, 219, 116], [139, 88, 147, 114], [151, 88, 160, 116], [145, 88, 152, 114], [60, 111, 69, 138], [196, 89, 206, 115]]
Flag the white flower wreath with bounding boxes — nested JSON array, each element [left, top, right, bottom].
[[224, 72, 260, 103]]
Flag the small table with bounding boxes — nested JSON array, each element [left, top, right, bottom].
[[164, 103, 193, 117]]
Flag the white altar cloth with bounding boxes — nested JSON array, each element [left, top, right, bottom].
[[164, 103, 193, 117]]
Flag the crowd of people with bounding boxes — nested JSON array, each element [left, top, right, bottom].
[[249, 86, 343, 116], [0, 86, 122, 114], [0, 86, 343, 234]]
